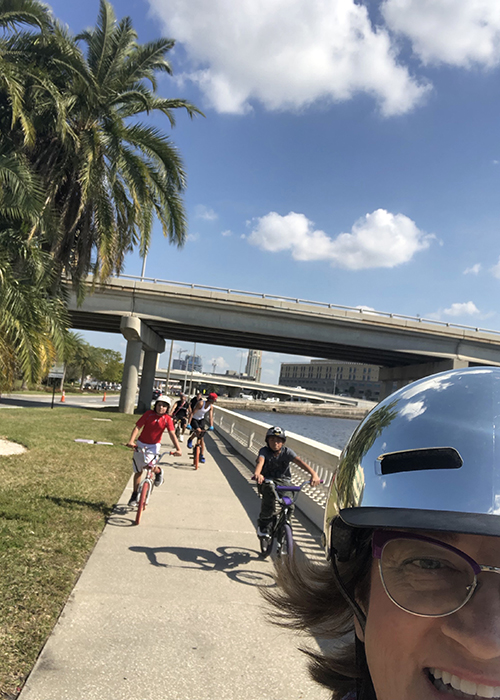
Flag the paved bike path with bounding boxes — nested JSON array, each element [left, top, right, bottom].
[[20, 433, 329, 700]]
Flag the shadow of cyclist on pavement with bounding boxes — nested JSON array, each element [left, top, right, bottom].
[[128, 544, 275, 587]]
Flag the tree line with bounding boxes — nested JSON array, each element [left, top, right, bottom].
[[0, 0, 201, 392]]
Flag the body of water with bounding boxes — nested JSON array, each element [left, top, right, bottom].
[[237, 410, 361, 451]]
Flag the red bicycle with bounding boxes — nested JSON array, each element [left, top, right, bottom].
[[134, 448, 169, 525]]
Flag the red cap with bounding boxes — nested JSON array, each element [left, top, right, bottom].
[[208, 392, 218, 401]]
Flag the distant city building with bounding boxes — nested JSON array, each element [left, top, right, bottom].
[[279, 360, 381, 399], [245, 349, 262, 382], [172, 355, 203, 372], [185, 354, 202, 372]]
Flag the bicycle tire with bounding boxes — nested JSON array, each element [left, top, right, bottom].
[[135, 480, 150, 525], [276, 522, 294, 558], [193, 443, 200, 470]]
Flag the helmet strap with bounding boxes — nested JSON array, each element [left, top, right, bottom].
[[330, 554, 366, 630]]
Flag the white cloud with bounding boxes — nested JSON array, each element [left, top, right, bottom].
[[443, 301, 481, 317], [382, 0, 500, 68], [187, 232, 200, 242], [195, 205, 218, 221], [247, 209, 432, 269], [355, 305, 377, 314], [491, 257, 500, 278], [149, 0, 430, 116], [221, 229, 232, 237], [400, 400, 426, 421], [210, 356, 229, 371], [464, 263, 481, 275]]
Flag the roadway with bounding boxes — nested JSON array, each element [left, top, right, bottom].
[[19, 431, 329, 700], [0, 393, 120, 410]]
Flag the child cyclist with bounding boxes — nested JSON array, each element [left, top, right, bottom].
[[186, 392, 217, 463], [254, 426, 320, 537], [126, 394, 182, 505]]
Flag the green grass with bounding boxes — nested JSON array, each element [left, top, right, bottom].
[[0, 407, 136, 696]]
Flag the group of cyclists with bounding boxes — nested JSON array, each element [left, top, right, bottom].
[[126, 389, 217, 505]]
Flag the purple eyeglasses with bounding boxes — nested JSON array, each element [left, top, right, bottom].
[[372, 530, 500, 618]]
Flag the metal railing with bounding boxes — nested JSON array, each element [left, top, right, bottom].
[[212, 406, 341, 531], [114, 274, 500, 338]]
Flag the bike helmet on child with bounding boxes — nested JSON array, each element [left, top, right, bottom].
[[325, 366, 500, 564], [266, 426, 287, 441], [153, 394, 170, 409]]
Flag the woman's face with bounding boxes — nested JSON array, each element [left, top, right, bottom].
[[362, 532, 500, 700]]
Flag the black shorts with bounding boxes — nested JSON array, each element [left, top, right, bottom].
[[191, 417, 209, 432]]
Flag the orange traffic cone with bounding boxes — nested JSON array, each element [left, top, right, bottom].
[[102, 391, 106, 402], [60, 390, 65, 403]]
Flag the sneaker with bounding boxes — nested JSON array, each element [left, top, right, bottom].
[[154, 468, 164, 487], [200, 455, 206, 463], [187, 438, 193, 449], [257, 526, 271, 538], [179, 434, 184, 443], [128, 491, 139, 506]]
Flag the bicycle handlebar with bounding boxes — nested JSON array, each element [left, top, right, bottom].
[[267, 479, 324, 491]]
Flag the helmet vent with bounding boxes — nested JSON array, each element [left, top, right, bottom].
[[379, 447, 463, 475]]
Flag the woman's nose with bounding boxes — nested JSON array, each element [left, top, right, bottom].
[[441, 577, 500, 660]]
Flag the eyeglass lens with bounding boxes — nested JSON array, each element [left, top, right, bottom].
[[380, 538, 476, 616]]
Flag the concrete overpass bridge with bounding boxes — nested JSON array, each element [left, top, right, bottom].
[[67, 275, 500, 413], [154, 368, 365, 406]]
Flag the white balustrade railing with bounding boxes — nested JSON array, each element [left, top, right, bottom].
[[213, 406, 341, 531]]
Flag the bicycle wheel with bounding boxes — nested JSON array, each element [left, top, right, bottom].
[[193, 442, 200, 470], [135, 480, 150, 525], [277, 522, 294, 558]]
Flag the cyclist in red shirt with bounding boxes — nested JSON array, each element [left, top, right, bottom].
[[126, 395, 181, 505]]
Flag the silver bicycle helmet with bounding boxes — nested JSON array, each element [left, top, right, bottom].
[[325, 366, 500, 559]]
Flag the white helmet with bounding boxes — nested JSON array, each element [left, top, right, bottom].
[[154, 394, 170, 408]]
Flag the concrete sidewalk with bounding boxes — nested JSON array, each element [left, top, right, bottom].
[[20, 433, 329, 700]]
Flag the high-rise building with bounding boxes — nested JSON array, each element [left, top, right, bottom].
[[185, 354, 202, 372], [172, 355, 202, 372], [245, 349, 262, 381]]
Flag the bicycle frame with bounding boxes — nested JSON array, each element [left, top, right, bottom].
[[134, 448, 165, 525], [258, 479, 311, 558]]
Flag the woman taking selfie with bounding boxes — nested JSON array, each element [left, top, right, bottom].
[[269, 367, 500, 700]]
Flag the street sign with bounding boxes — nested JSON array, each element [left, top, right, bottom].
[[48, 363, 65, 379]]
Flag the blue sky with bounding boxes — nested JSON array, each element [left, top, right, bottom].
[[49, 0, 500, 383]]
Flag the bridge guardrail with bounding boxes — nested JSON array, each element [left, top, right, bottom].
[[116, 274, 500, 337], [212, 406, 341, 532]]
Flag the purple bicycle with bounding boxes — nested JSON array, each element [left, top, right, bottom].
[[258, 479, 319, 559]]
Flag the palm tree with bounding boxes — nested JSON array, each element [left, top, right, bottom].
[[27, 0, 203, 291], [0, 229, 69, 391], [0, 0, 201, 388]]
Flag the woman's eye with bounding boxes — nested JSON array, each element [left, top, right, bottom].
[[413, 558, 442, 570]]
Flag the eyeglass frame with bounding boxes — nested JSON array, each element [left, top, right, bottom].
[[372, 529, 500, 618]]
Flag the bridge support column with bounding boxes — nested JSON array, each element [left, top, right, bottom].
[[379, 358, 470, 400], [119, 340, 143, 414], [137, 350, 158, 414], [119, 316, 165, 414]]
